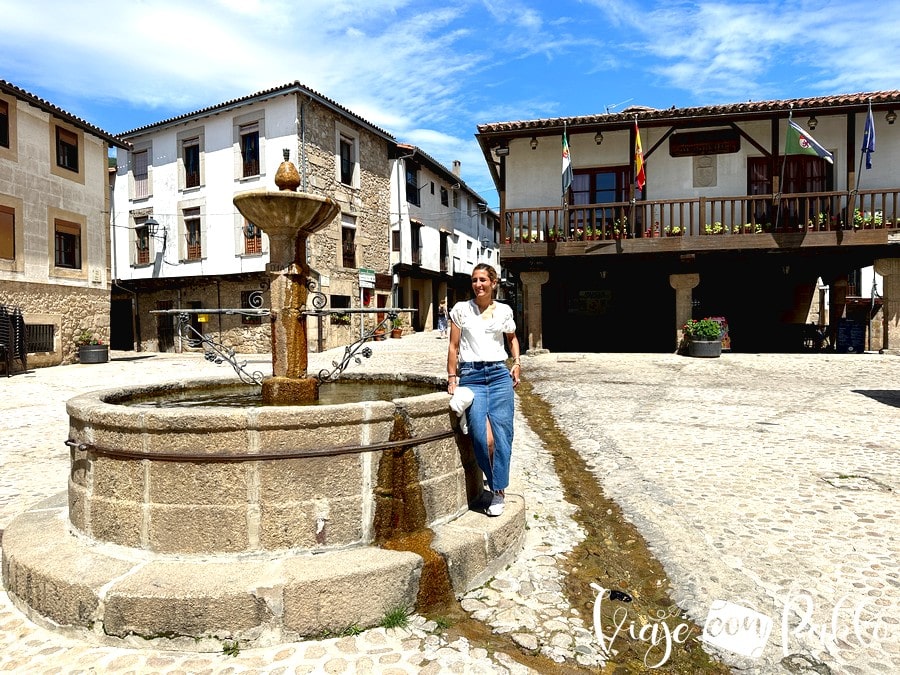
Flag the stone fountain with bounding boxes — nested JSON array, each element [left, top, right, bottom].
[[233, 151, 335, 405], [1, 152, 524, 651]]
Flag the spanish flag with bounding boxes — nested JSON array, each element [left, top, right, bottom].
[[634, 120, 646, 190]]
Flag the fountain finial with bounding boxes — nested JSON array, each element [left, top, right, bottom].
[[274, 148, 301, 192]]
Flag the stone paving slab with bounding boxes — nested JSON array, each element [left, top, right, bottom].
[[1, 335, 899, 673]]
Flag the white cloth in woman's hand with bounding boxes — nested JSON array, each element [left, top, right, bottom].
[[448, 386, 474, 434]]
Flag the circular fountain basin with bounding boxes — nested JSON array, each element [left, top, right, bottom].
[[65, 374, 478, 554], [2, 373, 526, 649]]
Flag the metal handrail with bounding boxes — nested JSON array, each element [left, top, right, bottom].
[[65, 424, 456, 462]]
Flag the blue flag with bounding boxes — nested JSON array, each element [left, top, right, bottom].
[[862, 104, 875, 170]]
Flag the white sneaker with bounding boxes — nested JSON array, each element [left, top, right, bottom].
[[486, 491, 505, 517]]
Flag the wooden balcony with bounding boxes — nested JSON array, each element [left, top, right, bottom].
[[501, 189, 900, 259]]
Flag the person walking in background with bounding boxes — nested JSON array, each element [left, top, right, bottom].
[[446, 264, 520, 516], [437, 300, 448, 338]]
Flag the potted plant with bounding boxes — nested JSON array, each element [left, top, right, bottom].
[[390, 317, 403, 339], [682, 318, 724, 358], [75, 328, 108, 364], [330, 312, 351, 326]]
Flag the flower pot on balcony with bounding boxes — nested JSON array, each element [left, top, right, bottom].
[[78, 344, 109, 364], [687, 340, 722, 358], [390, 328, 403, 339]]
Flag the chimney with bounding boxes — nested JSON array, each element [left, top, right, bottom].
[[452, 160, 461, 177]]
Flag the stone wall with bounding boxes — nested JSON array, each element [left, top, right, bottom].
[[134, 275, 272, 354], [0, 280, 110, 366]]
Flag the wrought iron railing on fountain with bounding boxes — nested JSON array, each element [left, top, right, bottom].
[[152, 281, 415, 386]]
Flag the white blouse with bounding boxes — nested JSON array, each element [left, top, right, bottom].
[[450, 300, 516, 363]]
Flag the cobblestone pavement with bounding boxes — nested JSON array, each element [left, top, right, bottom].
[[1, 333, 898, 673]]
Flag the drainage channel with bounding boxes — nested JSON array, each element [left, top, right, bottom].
[[505, 379, 732, 674]]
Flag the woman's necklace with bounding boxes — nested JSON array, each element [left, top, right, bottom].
[[476, 300, 495, 320]]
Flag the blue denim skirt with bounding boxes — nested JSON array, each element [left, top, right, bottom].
[[458, 361, 514, 491]]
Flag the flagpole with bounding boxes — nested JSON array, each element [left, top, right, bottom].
[[854, 98, 872, 194], [849, 99, 871, 231], [775, 106, 791, 231]]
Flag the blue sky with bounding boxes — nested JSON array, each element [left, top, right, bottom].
[[3, 0, 898, 207]]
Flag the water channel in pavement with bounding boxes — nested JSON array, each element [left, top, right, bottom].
[[417, 380, 732, 674], [513, 380, 731, 674]]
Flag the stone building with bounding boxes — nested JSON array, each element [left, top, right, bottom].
[[0, 79, 127, 367], [112, 81, 396, 354], [390, 144, 500, 333], [477, 91, 900, 354]]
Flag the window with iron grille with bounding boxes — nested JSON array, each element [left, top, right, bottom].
[[240, 123, 260, 177], [56, 127, 78, 172], [184, 208, 202, 260], [26, 324, 54, 352], [133, 149, 149, 199], [0, 205, 14, 260], [440, 186, 448, 206], [183, 138, 200, 188], [243, 221, 262, 254], [54, 219, 81, 268], [0, 100, 8, 148]]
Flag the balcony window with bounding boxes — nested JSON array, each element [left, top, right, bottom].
[[341, 225, 356, 268], [134, 224, 151, 265], [184, 208, 202, 260], [243, 220, 262, 254], [56, 127, 78, 172], [0, 205, 14, 260], [183, 138, 200, 188], [440, 232, 449, 273], [240, 123, 260, 177], [54, 219, 81, 269], [339, 134, 356, 186], [0, 100, 8, 148], [132, 149, 149, 199], [411, 223, 422, 265], [406, 163, 420, 206]]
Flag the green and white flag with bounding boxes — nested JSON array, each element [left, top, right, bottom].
[[785, 120, 833, 164]]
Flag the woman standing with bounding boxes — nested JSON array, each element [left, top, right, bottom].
[[437, 300, 448, 338], [446, 263, 521, 516]]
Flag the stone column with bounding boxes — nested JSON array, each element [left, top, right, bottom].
[[874, 258, 900, 354], [669, 273, 700, 350], [519, 271, 549, 354], [828, 276, 848, 349]]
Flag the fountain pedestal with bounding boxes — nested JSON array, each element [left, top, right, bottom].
[[233, 180, 339, 405]]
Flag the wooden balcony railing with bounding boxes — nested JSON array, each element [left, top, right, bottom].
[[503, 189, 900, 243]]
